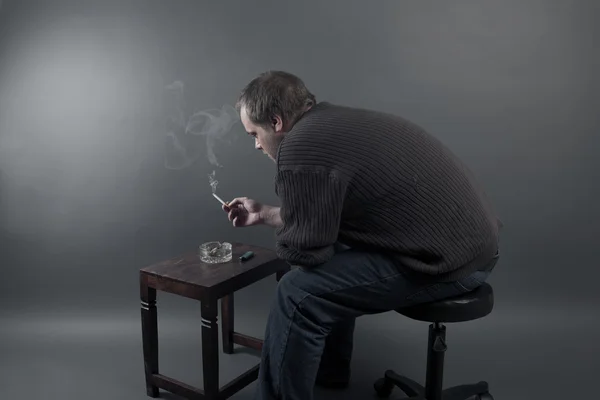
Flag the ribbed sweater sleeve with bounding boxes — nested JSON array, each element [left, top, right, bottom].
[[274, 168, 348, 267]]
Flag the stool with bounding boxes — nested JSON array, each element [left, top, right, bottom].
[[373, 283, 495, 400]]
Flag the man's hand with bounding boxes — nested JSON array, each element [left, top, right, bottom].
[[222, 197, 264, 227], [222, 197, 282, 228]]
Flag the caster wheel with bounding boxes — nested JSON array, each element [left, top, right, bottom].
[[479, 393, 494, 400], [373, 378, 394, 398]]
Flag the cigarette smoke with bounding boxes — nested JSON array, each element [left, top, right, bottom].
[[163, 80, 239, 171], [208, 170, 218, 194]]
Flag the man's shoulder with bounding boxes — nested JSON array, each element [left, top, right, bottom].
[[289, 101, 418, 138], [276, 102, 348, 156]]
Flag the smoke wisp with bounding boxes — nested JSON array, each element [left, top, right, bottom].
[[208, 170, 218, 194], [164, 80, 239, 171]]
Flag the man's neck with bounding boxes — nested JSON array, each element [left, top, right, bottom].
[[284, 104, 314, 132]]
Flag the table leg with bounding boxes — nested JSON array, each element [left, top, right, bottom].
[[141, 282, 159, 398], [201, 300, 220, 399], [221, 294, 234, 354]]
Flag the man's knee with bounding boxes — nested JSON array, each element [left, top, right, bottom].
[[274, 267, 331, 331], [275, 268, 305, 308]]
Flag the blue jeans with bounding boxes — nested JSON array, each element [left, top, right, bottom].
[[254, 244, 497, 400]]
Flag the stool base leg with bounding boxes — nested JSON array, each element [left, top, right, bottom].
[[385, 370, 424, 397], [375, 372, 492, 400], [374, 370, 425, 398], [441, 382, 491, 400], [374, 322, 493, 400]]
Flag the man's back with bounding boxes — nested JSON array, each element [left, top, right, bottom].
[[275, 102, 500, 282]]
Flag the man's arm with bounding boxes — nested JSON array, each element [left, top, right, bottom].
[[273, 168, 348, 267], [259, 205, 283, 228]]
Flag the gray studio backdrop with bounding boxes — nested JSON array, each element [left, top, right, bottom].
[[0, 0, 598, 399]]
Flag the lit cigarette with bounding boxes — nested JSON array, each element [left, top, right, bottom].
[[212, 193, 228, 206]]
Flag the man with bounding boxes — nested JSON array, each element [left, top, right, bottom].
[[222, 71, 501, 400]]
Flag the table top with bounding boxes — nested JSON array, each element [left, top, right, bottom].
[[140, 243, 285, 294]]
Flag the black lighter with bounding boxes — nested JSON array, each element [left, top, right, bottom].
[[239, 251, 254, 262]]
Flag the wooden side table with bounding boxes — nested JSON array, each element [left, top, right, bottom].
[[140, 242, 289, 400]]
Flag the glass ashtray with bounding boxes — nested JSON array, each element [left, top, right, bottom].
[[199, 241, 232, 264]]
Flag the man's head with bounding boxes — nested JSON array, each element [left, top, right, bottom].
[[236, 71, 316, 161]]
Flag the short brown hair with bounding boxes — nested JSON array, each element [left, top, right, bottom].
[[235, 71, 316, 127]]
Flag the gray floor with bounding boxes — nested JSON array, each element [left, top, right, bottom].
[[1, 289, 596, 400]]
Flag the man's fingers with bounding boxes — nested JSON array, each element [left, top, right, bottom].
[[227, 197, 247, 208], [224, 197, 248, 225], [228, 208, 240, 222]]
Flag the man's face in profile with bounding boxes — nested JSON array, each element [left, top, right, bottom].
[[239, 106, 285, 162]]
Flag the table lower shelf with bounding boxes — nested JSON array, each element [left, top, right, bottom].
[[150, 332, 264, 400], [231, 332, 263, 352], [151, 364, 259, 400]]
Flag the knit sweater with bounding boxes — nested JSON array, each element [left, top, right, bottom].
[[274, 102, 501, 282]]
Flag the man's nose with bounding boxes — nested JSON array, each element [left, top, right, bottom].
[[255, 139, 261, 150]]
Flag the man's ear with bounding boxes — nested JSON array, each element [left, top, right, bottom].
[[271, 115, 284, 132]]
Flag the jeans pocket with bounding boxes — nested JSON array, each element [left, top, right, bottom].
[[405, 283, 441, 305], [455, 270, 491, 292], [453, 277, 480, 293], [455, 252, 499, 291]]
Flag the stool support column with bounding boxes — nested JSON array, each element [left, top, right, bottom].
[[425, 322, 447, 400]]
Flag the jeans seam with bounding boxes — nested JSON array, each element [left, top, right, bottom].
[[275, 302, 296, 395], [405, 283, 440, 302], [454, 279, 471, 292]]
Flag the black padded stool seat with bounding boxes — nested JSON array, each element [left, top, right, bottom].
[[374, 283, 495, 400], [397, 282, 494, 323]]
